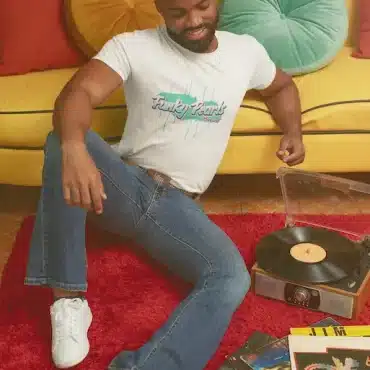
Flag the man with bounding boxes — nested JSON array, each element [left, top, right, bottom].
[[24, 0, 305, 368]]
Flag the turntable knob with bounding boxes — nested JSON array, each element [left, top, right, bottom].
[[294, 288, 310, 302]]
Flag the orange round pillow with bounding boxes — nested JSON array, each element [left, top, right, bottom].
[[65, 0, 164, 58]]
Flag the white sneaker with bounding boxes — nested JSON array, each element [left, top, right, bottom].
[[50, 297, 92, 368]]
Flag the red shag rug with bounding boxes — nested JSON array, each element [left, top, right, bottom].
[[1, 213, 370, 370]]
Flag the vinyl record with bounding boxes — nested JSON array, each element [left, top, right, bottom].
[[256, 226, 362, 284]]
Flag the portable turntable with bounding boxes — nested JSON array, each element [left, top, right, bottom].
[[251, 167, 370, 319]]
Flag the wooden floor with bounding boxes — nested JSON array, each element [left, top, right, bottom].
[[2, 172, 370, 280]]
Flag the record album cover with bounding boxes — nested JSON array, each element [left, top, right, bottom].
[[240, 337, 290, 370], [310, 317, 341, 327], [327, 348, 370, 368], [219, 331, 277, 370], [293, 350, 367, 369], [241, 318, 342, 369], [289, 335, 370, 370], [218, 317, 342, 370]]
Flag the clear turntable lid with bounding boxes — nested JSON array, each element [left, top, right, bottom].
[[277, 167, 370, 241]]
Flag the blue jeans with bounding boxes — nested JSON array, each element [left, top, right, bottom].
[[24, 130, 250, 370]]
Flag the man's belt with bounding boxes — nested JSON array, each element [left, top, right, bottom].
[[145, 168, 200, 200], [123, 159, 200, 200]]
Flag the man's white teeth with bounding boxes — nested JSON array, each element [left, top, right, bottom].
[[189, 28, 204, 35]]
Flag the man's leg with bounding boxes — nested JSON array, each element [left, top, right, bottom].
[[25, 130, 250, 370], [108, 187, 250, 370], [24, 130, 160, 368]]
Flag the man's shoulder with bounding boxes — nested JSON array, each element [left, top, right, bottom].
[[217, 30, 260, 49], [112, 27, 161, 45]]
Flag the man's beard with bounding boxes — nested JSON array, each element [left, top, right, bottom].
[[167, 13, 219, 53]]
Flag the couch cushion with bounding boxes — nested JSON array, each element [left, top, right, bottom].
[[0, 68, 126, 148], [1, 47, 369, 148], [352, 0, 370, 58], [65, 0, 164, 58], [0, 0, 86, 76], [233, 47, 370, 133], [218, 0, 348, 75]]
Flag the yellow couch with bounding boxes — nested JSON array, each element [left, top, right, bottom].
[[1, 0, 369, 186]]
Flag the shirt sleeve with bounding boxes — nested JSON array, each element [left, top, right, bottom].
[[249, 38, 277, 90], [92, 35, 131, 82]]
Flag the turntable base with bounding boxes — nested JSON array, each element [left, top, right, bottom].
[[251, 263, 370, 319]]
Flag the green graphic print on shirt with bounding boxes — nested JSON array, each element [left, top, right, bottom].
[[152, 92, 227, 123]]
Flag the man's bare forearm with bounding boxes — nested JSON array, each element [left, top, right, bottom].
[[263, 81, 302, 138], [53, 86, 93, 145]]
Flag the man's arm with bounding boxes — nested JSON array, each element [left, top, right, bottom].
[[258, 69, 305, 166], [248, 38, 305, 166], [54, 34, 131, 145], [53, 59, 123, 145], [53, 35, 131, 214], [53, 59, 123, 214], [258, 69, 302, 138]]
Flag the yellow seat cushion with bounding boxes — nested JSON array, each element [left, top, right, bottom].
[[0, 68, 126, 148], [234, 46, 370, 133], [65, 0, 164, 58]]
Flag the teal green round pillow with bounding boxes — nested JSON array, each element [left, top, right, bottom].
[[218, 0, 348, 75]]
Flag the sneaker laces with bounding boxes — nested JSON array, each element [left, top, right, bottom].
[[53, 298, 84, 345]]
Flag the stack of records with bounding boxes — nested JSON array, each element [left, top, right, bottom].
[[219, 317, 370, 369]]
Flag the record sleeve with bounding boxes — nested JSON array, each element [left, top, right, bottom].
[[293, 351, 365, 369], [218, 317, 342, 370], [288, 335, 370, 370], [290, 324, 370, 337], [327, 348, 369, 368], [240, 337, 290, 370], [218, 331, 277, 370], [310, 317, 342, 327]]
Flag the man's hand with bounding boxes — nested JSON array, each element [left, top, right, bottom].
[[61, 142, 107, 214], [276, 134, 305, 166]]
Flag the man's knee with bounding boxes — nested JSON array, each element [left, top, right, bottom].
[[224, 262, 251, 307], [43, 131, 63, 172], [213, 248, 251, 307], [42, 130, 102, 168]]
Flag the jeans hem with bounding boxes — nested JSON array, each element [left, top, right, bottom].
[[24, 277, 87, 292]]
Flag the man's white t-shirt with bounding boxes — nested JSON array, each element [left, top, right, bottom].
[[93, 25, 276, 194]]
